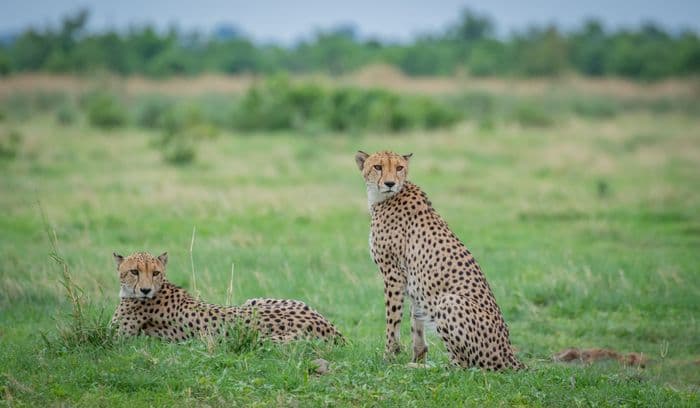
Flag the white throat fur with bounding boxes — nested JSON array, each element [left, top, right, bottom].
[[366, 183, 399, 211]]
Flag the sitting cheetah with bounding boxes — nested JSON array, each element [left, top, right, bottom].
[[355, 150, 523, 370], [110, 251, 343, 343]]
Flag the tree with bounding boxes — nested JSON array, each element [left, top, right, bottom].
[[512, 26, 569, 76], [447, 9, 495, 42], [570, 20, 608, 76]]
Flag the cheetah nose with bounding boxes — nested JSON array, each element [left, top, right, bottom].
[[140, 288, 152, 295], [384, 181, 396, 188]]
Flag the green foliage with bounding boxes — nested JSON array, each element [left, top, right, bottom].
[[512, 27, 569, 76], [83, 91, 128, 129], [571, 97, 619, 119], [512, 102, 556, 127], [398, 96, 460, 130], [451, 91, 496, 122], [0, 129, 22, 159], [41, 308, 118, 354], [570, 20, 607, 76], [2, 9, 699, 80], [0, 48, 11, 76], [392, 41, 459, 76], [134, 96, 173, 129], [1, 111, 699, 404], [0, 92, 70, 121], [39, 206, 118, 353], [205, 320, 266, 354], [232, 78, 459, 132], [1, 85, 696, 140], [446, 9, 495, 42], [232, 77, 315, 131], [161, 134, 197, 165], [55, 103, 78, 125], [467, 40, 509, 76], [289, 27, 372, 75], [163, 102, 218, 140], [152, 102, 221, 165]]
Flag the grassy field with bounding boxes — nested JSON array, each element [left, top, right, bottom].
[[1, 100, 699, 405]]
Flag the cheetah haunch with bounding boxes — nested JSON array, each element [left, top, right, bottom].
[[111, 251, 343, 343], [355, 150, 523, 370]]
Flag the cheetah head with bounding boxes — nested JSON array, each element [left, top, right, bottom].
[[113, 251, 168, 299], [355, 150, 412, 206]]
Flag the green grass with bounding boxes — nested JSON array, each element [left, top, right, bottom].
[[1, 110, 699, 406]]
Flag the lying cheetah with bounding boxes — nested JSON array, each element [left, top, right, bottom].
[[355, 150, 523, 370], [111, 251, 343, 343]]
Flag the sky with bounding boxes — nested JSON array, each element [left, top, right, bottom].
[[1, 0, 699, 42]]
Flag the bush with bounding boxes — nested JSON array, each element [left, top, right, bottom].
[[571, 97, 619, 119], [134, 96, 174, 129], [325, 87, 368, 131], [153, 103, 213, 165], [512, 102, 555, 127], [467, 40, 509, 76], [232, 78, 460, 133], [232, 77, 326, 131], [55, 104, 77, 125], [0, 129, 22, 159], [161, 133, 196, 165], [421, 99, 461, 129], [0, 51, 10, 76], [191, 94, 237, 129], [163, 103, 218, 139], [83, 91, 127, 129], [450, 91, 501, 129]]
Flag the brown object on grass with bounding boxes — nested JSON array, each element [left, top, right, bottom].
[[553, 348, 648, 367]]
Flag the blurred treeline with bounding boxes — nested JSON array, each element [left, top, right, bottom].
[[1, 9, 699, 80], [3, 73, 699, 164]]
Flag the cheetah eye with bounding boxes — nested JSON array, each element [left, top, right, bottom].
[[396, 166, 404, 171], [130, 269, 139, 276], [153, 271, 161, 276], [373, 165, 382, 171]]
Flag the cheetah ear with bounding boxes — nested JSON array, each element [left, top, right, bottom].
[[402, 153, 413, 161], [113, 252, 124, 268], [157, 252, 168, 267], [355, 150, 369, 171]]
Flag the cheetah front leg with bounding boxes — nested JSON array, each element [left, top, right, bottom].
[[410, 302, 428, 363], [379, 262, 406, 360]]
